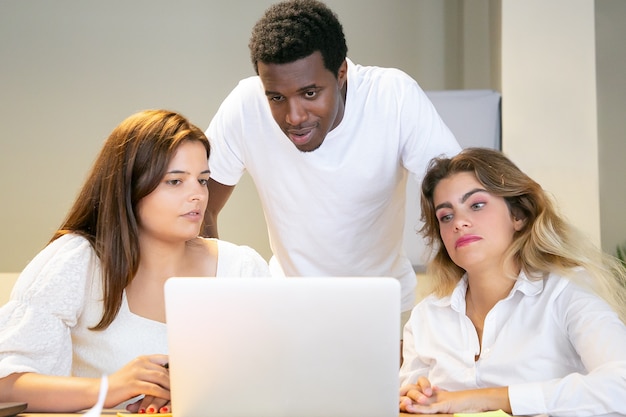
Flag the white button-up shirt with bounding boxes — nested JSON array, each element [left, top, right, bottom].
[[400, 270, 626, 416]]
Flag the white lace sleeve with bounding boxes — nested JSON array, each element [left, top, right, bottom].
[[0, 234, 99, 377]]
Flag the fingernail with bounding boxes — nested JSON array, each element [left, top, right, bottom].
[[160, 406, 169, 413], [147, 407, 156, 413], [139, 409, 146, 414]]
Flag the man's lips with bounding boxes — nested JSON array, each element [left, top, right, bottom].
[[287, 126, 315, 145], [455, 235, 482, 248]]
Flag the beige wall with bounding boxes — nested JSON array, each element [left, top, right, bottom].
[[0, 274, 18, 306], [596, 0, 626, 255], [499, 0, 626, 255], [1, 0, 624, 274], [0, 0, 464, 272], [501, 0, 601, 244]]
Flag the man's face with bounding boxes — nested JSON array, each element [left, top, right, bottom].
[[258, 51, 347, 152]]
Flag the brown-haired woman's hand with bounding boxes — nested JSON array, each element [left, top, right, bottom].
[[105, 354, 170, 411], [126, 397, 171, 414]]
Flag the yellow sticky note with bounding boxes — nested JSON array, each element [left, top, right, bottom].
[[454, 410, 512, 417], [117, 413, 172, 417]]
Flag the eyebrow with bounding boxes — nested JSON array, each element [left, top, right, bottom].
[[166, 169, 211, 175], [434, 188, 487, 212], [265, 84, 320, 97]]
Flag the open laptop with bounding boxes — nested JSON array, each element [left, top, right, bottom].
[[164, 277, 400, 417]]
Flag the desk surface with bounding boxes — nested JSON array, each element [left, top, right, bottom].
[[17, 410, 428, 417], [18, 413, 425, 417]]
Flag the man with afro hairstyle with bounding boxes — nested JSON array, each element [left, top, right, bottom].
[[203, 0, 460, 337]]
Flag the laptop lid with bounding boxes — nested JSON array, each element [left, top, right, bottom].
[[164, 277, 400, 417]]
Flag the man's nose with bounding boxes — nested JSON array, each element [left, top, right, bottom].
[[286, 99, 307, 126]]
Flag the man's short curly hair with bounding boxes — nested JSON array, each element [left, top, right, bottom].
[[249, 0, 348, 77]]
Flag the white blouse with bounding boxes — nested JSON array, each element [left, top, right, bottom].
[[400, 271, 626, 416], [0, 234, 270, 380]]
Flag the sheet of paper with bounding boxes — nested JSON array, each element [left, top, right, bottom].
[[454, 410, 512, 417], [83, 375, 108, 417]]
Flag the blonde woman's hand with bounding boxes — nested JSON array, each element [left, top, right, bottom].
[[400, 382, 510, 415], [399, 376, 439, 412]]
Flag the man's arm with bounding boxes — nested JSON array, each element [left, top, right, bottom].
[[201, 178, 235, 238]]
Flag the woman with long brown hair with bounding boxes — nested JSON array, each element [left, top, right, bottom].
[[0, 110, 269, 413]]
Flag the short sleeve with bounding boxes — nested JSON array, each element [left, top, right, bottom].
[[398, 78, 461, 180], [215, 240, 270, 277], [206, 77, 265, 186]]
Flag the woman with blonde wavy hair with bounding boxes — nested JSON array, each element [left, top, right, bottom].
[[0, 110, 269, 413], [399, 147, 626, 416]]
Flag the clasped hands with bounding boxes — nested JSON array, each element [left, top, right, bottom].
[[399, 377, 487, 414]]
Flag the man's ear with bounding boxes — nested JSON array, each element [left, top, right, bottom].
[[337, 59, 348, 86]]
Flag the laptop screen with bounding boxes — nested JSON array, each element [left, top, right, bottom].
[[164, 277, 400, 417]]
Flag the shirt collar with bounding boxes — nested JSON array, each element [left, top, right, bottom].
[[437, 270, 546, 313]]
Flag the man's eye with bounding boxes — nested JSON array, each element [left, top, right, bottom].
[[304, 91, 317, 98], [270, 95, 284, 102]]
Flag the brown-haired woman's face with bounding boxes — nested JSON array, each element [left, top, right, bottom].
[[433, 172, 524, 273], [136, 141, 210, 243]]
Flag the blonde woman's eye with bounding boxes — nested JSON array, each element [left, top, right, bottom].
[[471, 202, 486, 210], [439, 213, 453, 223]]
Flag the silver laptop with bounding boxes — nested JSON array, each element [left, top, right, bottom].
[[164, 277, 400, 417]]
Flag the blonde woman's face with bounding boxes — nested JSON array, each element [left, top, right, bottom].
[[433, 172, 524, 274], [136, 141, 210, 244]]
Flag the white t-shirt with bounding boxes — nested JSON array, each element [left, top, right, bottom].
[[0, 234, 269, 384], [399, 271, 626, 416], [207, 58, 461, 311]]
